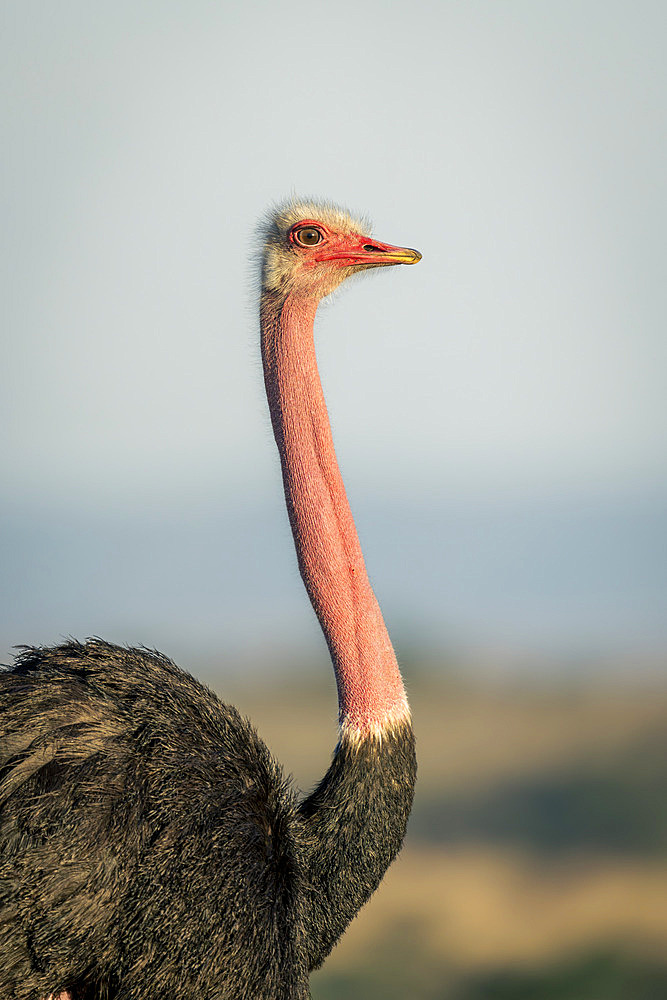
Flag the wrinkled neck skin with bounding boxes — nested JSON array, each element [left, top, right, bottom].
[[260, 289, 410, 739]]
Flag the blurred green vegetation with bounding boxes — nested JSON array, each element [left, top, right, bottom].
[[313, 952, 667, 1000], [412, 731, 667, 855], [464, 953, 667, 1000]]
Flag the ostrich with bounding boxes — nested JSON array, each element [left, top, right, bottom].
[[0, 200, 421, 1000]]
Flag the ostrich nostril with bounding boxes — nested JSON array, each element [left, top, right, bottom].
[[363, 244, 384, 253]]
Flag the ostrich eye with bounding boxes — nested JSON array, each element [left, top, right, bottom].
[[295, 227, 323, 247]]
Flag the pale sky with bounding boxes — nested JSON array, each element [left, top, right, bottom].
[[2, 2, 666, 670]]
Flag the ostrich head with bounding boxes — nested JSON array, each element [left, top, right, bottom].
[[261, 199, 421, 299]]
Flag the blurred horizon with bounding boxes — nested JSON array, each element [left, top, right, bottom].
[[2, 485, 666, 675]]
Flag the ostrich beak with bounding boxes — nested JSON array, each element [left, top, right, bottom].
[[358, 239, 422, 267], [317, 239, 422, 268]]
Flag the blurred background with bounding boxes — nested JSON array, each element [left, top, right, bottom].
[[2, 1, 666, 996]]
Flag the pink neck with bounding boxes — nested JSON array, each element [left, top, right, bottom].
[[260, 290, 409, 735]]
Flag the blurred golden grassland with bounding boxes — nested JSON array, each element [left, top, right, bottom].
[[221, 666, 667, 999]]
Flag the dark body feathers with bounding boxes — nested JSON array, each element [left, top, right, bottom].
[[0, 641, 416, 999]]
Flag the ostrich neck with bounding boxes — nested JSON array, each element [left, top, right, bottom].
[[260, 290, 409, 735]]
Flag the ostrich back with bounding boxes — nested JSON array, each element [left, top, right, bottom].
[[0, 641, 310, 1000]]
